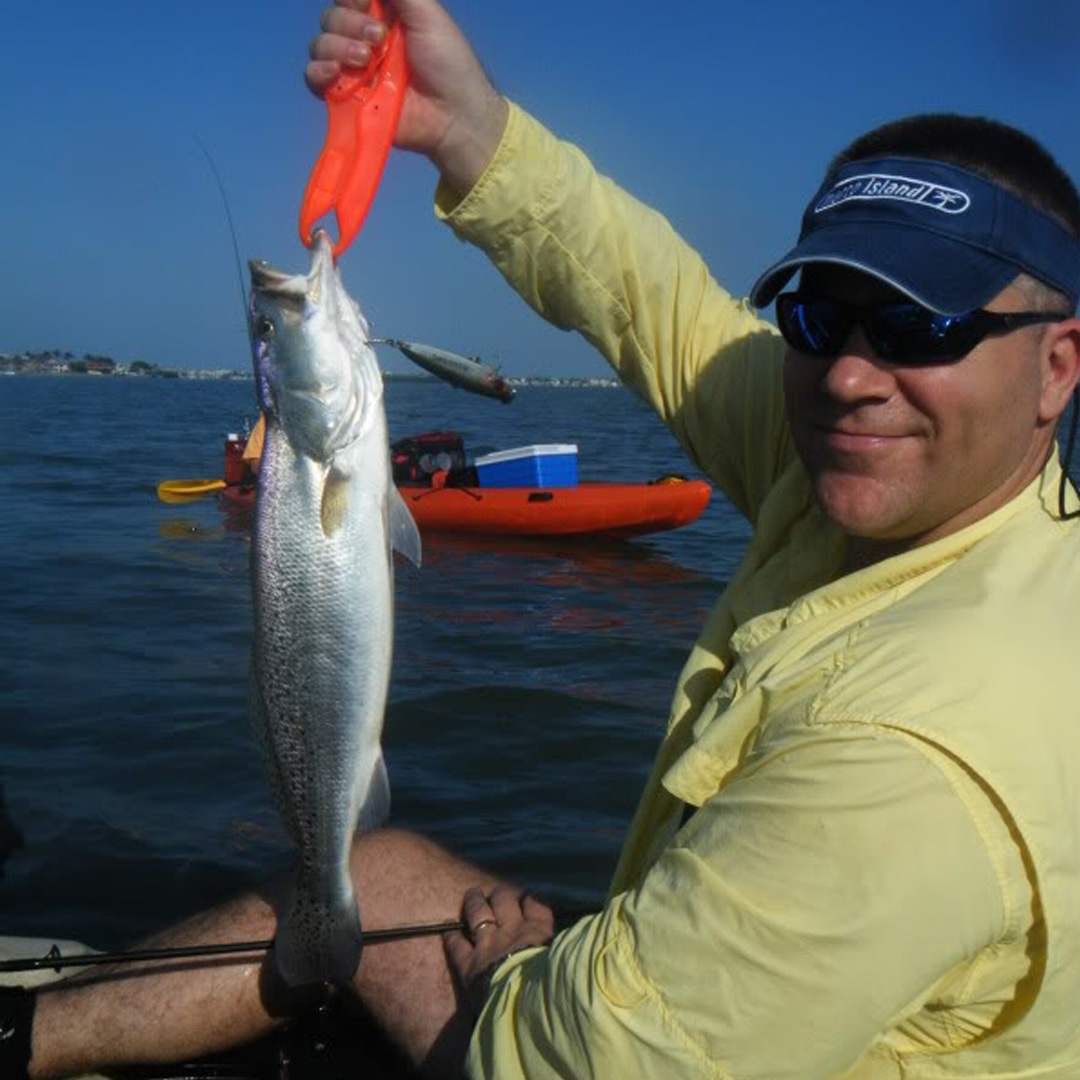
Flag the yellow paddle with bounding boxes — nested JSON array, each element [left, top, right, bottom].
[[156, 478, 229, 504]]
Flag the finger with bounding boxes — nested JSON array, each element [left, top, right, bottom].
[[320, 5, 386, 44], [304, 58, 343, 95], [521, 894, 555, 933], [443, 928, 474, 975], [462, 886, 497, 938], [309, 32, 374, 69], [489, 885, 524, 924]]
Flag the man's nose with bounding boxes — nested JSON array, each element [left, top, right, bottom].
[[820, 327, 895, 402]]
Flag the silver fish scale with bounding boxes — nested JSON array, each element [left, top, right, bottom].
[[254, 461, 391, 845]]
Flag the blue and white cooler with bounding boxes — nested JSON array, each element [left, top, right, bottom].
[[474, 444, 579, 488]]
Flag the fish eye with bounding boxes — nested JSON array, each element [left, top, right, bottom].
[[254, 315, 275, 340]]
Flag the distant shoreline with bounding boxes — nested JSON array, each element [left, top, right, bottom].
[[1, 355, 621, 388]]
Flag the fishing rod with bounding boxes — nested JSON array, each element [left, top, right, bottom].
[[0, 908, 597, 975], [194, 132, 251, 341], [1, 921, 457, 975]]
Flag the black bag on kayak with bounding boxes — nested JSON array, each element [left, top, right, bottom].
[[391, 431, 467, 484]]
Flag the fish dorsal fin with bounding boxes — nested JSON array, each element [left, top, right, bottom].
[[321, 468, 350, 537], [389, 485, 422, 567]]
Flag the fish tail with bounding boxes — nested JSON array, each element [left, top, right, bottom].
[[273, 885, 364, 989]]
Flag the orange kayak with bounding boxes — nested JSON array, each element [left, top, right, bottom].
[[222, 477, 710, 539], [220, 433, 710, 538]]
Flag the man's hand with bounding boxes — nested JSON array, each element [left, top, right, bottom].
[[444, 885, 554, 1018], [305, 0, 509, 196]]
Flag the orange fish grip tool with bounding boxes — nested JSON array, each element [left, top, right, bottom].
[[299, 1, 407, 259]]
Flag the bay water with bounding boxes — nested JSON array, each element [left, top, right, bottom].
[[0, 373, 748, 950]]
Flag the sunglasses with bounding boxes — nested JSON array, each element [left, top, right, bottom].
[[775, 292, 1064, 365]]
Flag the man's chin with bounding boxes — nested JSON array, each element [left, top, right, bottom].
[[812, 472, 915, 542]]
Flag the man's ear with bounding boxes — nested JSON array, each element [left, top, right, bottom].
[[1039, 317, 1080, 423]]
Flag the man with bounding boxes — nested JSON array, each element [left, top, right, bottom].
[[9, 0, 1080, 1077]]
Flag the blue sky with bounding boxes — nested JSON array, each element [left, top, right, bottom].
[[3, 1, 1080, 377]]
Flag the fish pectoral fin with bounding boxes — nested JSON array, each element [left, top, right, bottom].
[[321, 468, 351, 537], [356, 754, 391, 831], [389, 484, 422, 568]]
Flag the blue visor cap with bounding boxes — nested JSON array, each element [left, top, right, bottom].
[[750, 156, 1080, 314]]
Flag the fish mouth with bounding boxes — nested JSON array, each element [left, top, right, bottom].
[[249, 232, 334, 301], [248, 259, 296, 294]]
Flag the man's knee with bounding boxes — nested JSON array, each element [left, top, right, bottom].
[[349, 829, 505, 923]]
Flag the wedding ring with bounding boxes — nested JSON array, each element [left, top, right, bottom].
[[470, 919, 496, 936]]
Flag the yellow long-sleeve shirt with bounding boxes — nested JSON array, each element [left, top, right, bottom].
[[440, 103, 1080, 1079]]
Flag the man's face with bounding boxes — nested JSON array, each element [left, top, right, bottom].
[[783, 266, 1057, 554]]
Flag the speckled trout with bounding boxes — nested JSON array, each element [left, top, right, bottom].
[[247, 231, 421, 988]]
